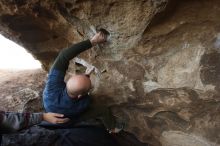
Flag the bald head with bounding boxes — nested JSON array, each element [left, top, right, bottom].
[[66, 74, 91, 99]]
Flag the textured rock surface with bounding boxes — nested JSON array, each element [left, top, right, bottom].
[[0, 0, 220, 146]]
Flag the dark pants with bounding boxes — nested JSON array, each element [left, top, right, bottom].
[[1, 126, 119, 146], [55, 126, 119, 146], [0, 134, 2, 146]]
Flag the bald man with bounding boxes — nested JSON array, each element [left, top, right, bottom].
[[66, 75, 92, 99], [42, 32, 107, 127]]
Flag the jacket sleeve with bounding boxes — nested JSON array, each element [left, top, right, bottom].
[[51, 39, 92, 73], [0, 111, 43, 134]]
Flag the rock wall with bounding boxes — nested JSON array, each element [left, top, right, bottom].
[[0, 0, 220, 146]]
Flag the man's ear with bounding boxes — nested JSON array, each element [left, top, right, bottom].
[[77, 95, 82, 99]]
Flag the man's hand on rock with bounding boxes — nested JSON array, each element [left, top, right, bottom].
[[43, 113, 70, 124], [90, 31, 107, 46]]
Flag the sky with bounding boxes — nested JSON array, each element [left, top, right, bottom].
[[0, 34, 41, 70]]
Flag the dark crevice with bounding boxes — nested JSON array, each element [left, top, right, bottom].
[[65, 2, 73, 9], [75, 62, 87, 74], [144, 0, 179, 33], [32, 3, 57, 20], [8, 0, 27, 6]]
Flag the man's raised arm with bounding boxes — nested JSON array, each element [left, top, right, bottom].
[[51, 32, 107, 73]]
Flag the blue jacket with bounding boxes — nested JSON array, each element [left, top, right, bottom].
[[42, 40, 92, 127], [43, 69, 91, 118]]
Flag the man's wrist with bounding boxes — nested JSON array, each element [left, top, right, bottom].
[[90, 39, 97, 46], [42, 113, 46, 121]]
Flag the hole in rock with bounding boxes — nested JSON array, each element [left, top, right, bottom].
[[98, 28, 111, 40], [75, 62, 87, 74]]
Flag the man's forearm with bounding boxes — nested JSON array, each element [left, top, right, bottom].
[[51, 39, 92, 72]]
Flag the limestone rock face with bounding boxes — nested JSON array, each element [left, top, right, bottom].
[[0, 0, 220, 146]]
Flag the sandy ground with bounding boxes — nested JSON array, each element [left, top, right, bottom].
[[0, 69, 46, 112]]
